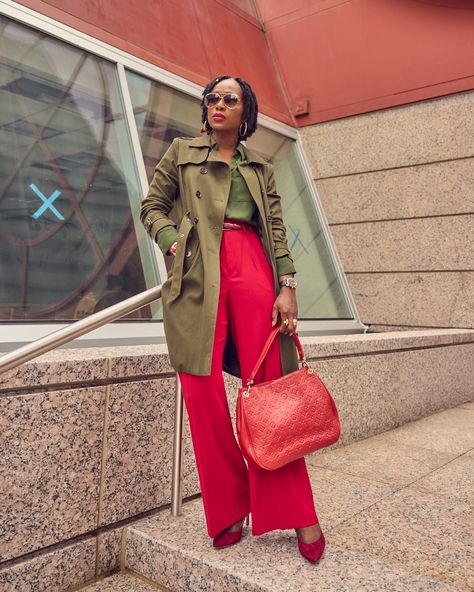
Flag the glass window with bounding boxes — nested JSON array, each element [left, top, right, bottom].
[[0, 16, 156, 321], [246, 129, 353, 318], [126, 70, 202, 182], [127, 70, 353, 319], [0, 13, 353, 326]]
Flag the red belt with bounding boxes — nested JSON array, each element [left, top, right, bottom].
[[223, 219, 257, 232]]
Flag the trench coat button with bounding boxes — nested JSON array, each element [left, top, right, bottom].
[[186, 250, 192, 257], [195, 190, 201, 198], [266, 215, 273, 222], [193, 216, 199, 224], [200, 167, 207, 174]]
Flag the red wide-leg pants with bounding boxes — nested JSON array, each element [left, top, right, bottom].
[[179, 224, 318, 538]]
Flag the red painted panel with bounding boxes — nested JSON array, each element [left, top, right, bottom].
[[13, 0, 474, 126], [256, 0, 474, 124], [14, 0, 293, 124], [194, 2, 290, 120]]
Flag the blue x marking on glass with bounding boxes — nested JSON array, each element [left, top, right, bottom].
[[289, 224, 309, 254], [30, 183, 64, 220]]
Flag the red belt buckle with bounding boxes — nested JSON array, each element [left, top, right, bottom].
[[223, 221, 242, 230]]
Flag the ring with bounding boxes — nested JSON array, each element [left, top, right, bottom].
[[283, 318, 289, 326]]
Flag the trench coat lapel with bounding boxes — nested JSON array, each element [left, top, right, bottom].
[[237, 163, 265, 225]]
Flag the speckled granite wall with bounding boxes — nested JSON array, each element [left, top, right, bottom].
[[300, 90, 474, 331], [0, 376, 199, 564], [0, 386, 106, 561], [1, 330, 472, 590], [0, 346, 200, 590]]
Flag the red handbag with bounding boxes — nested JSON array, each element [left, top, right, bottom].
[[236, 327, 341, 470]]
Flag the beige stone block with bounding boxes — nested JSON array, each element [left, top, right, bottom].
[[0, 387, 105, 561], [301, 90, 474, 177], [368, 323, 440, 332], [300, 328, 474, 358], [330, 487, 473, 590], [100, 378, 199, 525], [346, 271, 474, 328], [330, 215, 473, 272], [410, 450, 473, 507], [308, 464, 398, 527], [0, 536, 96, 592], [372, 406, 474, 456], [308, 434, 457, 487], [313, 343, 473, 446], [317, 158, 474, 224]]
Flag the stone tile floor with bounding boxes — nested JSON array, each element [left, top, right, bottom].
[[81, 401, 474, 591]]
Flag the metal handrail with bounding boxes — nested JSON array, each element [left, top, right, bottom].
[[0, 284, 185, 517], [0, 285, 162, 373]]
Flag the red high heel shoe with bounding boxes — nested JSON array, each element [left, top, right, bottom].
[[213, 516, 248, 549], [297, 531, 326, 563]]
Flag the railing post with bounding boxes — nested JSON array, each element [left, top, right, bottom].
[[171, 373, 184, 516]]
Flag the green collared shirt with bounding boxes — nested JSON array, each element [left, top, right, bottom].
[[157, 135, 295, 276], [223, 139, 258, 225]]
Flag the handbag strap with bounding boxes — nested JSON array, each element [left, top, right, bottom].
[[246, 326, 306, 386]]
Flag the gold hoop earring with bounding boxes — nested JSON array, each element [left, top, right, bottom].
[[239, 121, 248, 137]]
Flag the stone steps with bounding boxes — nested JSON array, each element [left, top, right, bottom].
[[2, 332, 472, 591], [111, 401, 473, 592]]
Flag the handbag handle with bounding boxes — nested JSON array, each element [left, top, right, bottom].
[[245, 326, 309, 388]]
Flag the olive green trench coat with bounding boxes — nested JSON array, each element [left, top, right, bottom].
[[140, 135, 298, 378]]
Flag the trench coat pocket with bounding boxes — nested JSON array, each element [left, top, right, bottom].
[[167, 213, 195, 302]]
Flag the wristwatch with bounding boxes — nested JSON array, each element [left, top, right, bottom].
[[279, 278, 297, 289]]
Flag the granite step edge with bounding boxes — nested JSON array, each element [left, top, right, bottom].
[[124, 525, 268, 592], [76, 570, 169, 591]]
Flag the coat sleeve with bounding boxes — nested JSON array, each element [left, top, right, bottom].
[[140, 138, 180, 254], [264, 164, 296, 274]]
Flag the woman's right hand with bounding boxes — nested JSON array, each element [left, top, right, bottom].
[[169, 241, 178, 257]]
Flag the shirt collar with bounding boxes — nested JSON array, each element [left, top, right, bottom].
[[209, 134, 246, 162]]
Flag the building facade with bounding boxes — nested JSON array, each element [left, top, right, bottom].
[[1, 2, 473, 588]]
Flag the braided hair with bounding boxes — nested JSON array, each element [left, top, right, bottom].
[[201, 75, 258, 141]]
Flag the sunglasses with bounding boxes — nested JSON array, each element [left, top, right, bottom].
[[203, 92, 241, 109]]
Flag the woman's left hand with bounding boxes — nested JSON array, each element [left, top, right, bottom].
[[272, 287, 298, 336]]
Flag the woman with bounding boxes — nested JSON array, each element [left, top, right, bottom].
[[140, 75, 325, 563]]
